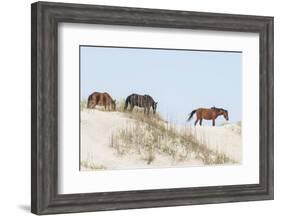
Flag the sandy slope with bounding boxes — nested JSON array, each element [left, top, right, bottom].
[[188, 125, 241, 163], [81, 110, 170, 169], [80, 109, 241, 170]]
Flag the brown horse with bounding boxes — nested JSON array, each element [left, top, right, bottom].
[[87, 92, 116, 111], [187, 107, 229, 126]]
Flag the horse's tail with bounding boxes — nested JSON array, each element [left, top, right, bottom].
[[124, 96, 130, 111], [187, 109, 197, 121], [87, 94, 92, 108]]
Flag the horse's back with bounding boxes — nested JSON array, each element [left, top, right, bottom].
[[88, 92, 100, 101], [197, 108, 214, 120], [127, 94, 155, 104], [128, 93, 138, 99], [127, 93, 139, 102], [88, 92, 110, 103], [103, 92, 114, 101]]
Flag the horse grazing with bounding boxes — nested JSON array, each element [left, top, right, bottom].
[[187, 107, 229, 126], [124, 93, 158, 115], [87, 92, 116, 111]]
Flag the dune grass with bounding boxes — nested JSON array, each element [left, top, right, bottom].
[[110, 107, 234, 165]]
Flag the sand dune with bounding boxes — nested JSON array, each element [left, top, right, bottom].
[[80, 109, 241, 171]]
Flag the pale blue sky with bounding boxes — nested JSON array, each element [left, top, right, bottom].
[[80, 46, 241, 125]]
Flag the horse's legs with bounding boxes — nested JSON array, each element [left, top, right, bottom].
[[212, 119, 215, 126], [147, 107, 150, 116], [92, 102, 96, 109], [194, 119, 199, 126], [199, 119, 202, 126], [130, 105, 134, 112]]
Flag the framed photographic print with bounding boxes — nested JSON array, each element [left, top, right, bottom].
[[31, 1, 274, 215]]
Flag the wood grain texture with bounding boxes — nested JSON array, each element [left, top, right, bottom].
[[31, 1, 274, 215]]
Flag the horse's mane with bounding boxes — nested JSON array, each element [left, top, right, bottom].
[[211, 106, 219, 110], [211, 106, 227, 112]]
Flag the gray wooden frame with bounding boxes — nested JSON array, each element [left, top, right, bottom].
[[31, 1, 274, 215]]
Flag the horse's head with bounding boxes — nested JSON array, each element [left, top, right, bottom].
[[214, 107, 229, 121], [152, 102, 158, 114], [112, 100, 116, 111], [222, 109, 229, 121]]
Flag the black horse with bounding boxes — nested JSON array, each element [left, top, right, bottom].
[[124, 93, 158, 115]]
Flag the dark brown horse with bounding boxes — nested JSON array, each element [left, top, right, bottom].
[[87, 92, 116, 111], [124, 93, 157, 115], [187, 107, 229, 126]]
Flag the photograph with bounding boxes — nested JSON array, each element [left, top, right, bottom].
[[80, 45, 242, 171]]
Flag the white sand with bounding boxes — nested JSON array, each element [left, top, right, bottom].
[[80, 109, 241, 170]]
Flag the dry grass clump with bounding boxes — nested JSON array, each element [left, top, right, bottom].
[[80, 99, 87, 110], [80, 161, 107, 170]]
